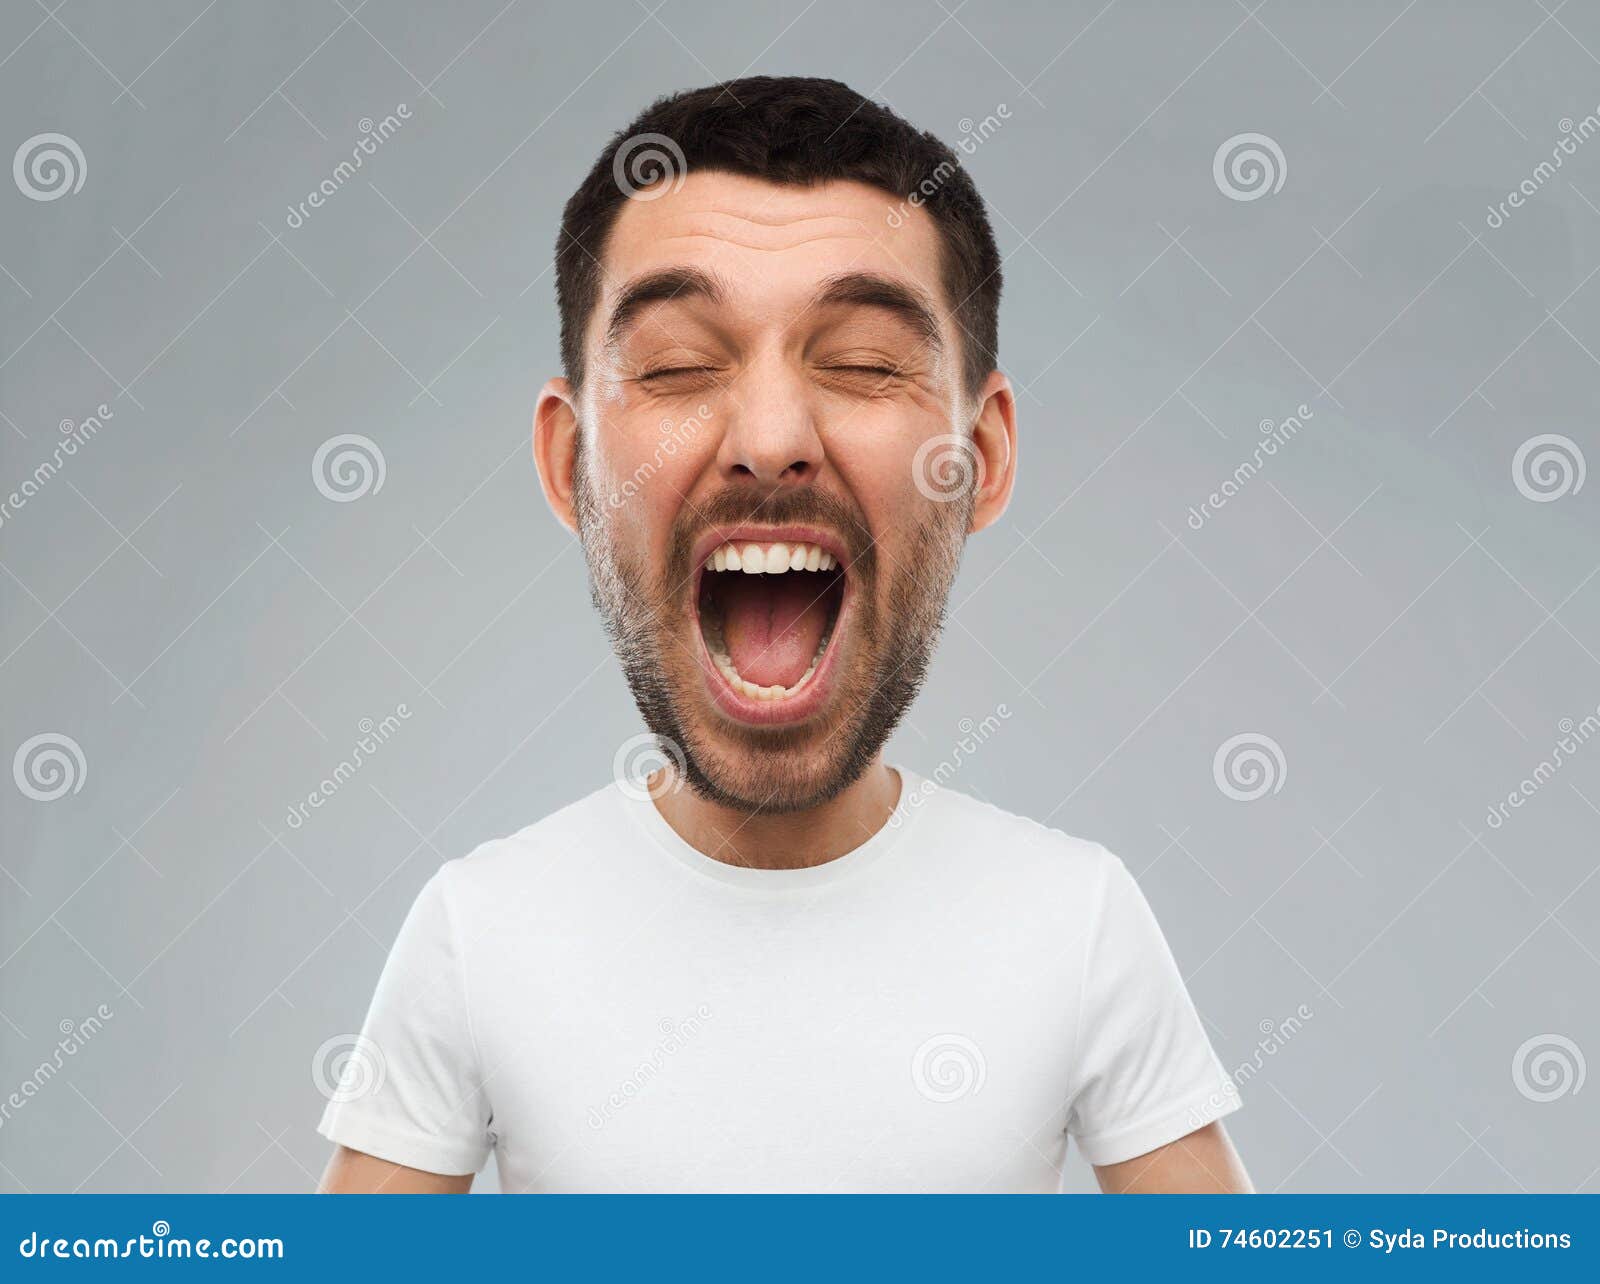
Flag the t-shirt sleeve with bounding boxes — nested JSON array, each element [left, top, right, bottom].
[[1065, 851, 1241, 1167], [316, 867, 492, 1175]]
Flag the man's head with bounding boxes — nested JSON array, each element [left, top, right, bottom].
[[534, 76, 1017, 813]]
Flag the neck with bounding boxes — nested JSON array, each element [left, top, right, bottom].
[[650, 757, 901, 870]]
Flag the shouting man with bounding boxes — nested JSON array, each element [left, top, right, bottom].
[[318, 76, 1249, 1194]]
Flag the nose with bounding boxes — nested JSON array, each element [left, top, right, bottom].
[[715, 354, 824, 489]]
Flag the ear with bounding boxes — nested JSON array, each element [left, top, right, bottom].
[[533, 377, 581, 536], [967, 370, 1017, 534]]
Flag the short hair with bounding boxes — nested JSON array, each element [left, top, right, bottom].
[[555, 75, 1003, 400]]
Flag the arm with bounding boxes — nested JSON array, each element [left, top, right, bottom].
[[315, 872, 493, 1189], [1093, 1122, 1252, 1193], [318, 1144, 473, 1194]]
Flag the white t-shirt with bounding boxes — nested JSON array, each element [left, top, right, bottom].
[[318, 766, 1240, 1192]]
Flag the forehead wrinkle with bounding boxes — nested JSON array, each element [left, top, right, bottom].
[[690, 205, 874, 229], [658, 230, 878, 253], [669, 206, 874, 234]]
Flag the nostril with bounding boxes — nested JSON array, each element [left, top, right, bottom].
[[784, 461, 811, 479]]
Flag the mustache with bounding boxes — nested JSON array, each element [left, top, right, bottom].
[[664, 488, 875, 588]]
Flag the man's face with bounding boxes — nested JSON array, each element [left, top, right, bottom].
[[563, 171, 986, 813]]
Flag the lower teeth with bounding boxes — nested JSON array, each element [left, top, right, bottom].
[[703, 617, 831, 701]]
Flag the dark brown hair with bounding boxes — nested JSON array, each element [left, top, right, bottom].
[[555, 76, 1003, 399]]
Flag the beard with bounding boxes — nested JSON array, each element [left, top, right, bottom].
[[571, 435, 972, 814]]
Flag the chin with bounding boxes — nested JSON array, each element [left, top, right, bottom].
[[673, 729, 872, 815], [661, 652, 915, 817]]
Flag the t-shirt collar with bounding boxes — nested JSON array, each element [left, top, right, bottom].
[[618, 763, 925, 891]]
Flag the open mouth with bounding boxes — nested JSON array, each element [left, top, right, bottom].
[[693, 533, 848, 720]]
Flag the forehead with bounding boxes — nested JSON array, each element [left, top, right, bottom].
[[597, 171, 948, 327]]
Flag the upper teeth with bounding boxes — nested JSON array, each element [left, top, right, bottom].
[[706, 541, 837, 574]]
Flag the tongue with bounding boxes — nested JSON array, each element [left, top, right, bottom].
[[719, 575, 830, 689]]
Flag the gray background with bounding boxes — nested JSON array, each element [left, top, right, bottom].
[[1, 0, 1597, 1194]]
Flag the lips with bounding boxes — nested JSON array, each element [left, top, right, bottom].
[[689, 526, 852, 726]]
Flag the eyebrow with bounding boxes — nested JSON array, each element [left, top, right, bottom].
[[810, 271, 945, 354], [601, 266, 946, 355], [604, 267, 726, 349]]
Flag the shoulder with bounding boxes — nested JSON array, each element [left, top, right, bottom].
[[902, 771, 1126, 897], [428, 780, 625, 904]]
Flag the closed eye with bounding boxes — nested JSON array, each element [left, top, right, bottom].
[[638, 366, 720, 383]]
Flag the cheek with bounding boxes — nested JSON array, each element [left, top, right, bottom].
[[590, 408, 719, 538], [822, 409, 929, 519]]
